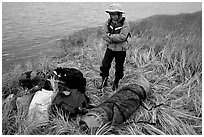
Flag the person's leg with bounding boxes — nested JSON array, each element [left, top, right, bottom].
[[99, 48, 115, 88], [113, 51, 126, 90]]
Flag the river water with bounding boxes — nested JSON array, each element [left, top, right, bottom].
[[2, 2, 201, 71]]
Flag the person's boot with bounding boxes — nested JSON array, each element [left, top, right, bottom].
[[112, 79, 119, 91], [98, 77, 108, 89]]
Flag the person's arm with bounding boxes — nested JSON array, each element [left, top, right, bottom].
[[101, 19, 112, 43], [109, 20, 130, 43]]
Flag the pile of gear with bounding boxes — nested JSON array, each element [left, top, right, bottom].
[[15, 67, 91, 125], [4, 65, 153, 134]]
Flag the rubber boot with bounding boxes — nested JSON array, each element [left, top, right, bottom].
[[112, 79, 119, 91], [98, 77, 108, 89]]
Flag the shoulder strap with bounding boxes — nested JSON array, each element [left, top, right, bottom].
[[107, 18, 112, 33], [120, 17, 131, 42], [119, 17, 125, 25], [108, 18, 112, 27]]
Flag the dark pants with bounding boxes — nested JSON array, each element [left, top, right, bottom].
[[100, 48, 126, 80]]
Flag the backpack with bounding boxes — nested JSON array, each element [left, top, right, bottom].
[[19, 70, 52, 93], [81, 84, 146, 128], [53, 67, 86, 93], [50, 67, 90, 117]]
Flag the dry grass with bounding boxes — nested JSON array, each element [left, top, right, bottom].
[[2, 12, 202, 135]]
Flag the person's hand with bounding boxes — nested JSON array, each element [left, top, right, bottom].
[[102, 33, 111, 42], [107, 33, 111, 36]]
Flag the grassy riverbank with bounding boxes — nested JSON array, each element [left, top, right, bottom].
[[2, 11, 202, 135]]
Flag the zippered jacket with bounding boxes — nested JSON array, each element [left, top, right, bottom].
[[102, 17, 130, 51]]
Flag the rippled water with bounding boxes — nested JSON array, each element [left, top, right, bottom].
[[2, 2, 201, 71]]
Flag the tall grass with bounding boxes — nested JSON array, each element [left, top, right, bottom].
[[2, 11, 202, 135]]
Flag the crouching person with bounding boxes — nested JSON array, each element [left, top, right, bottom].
[[16, 67, 91, 125], [80, 73, 152, 130]]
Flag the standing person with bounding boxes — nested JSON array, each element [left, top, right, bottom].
[[99, 3, 130, 90]]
